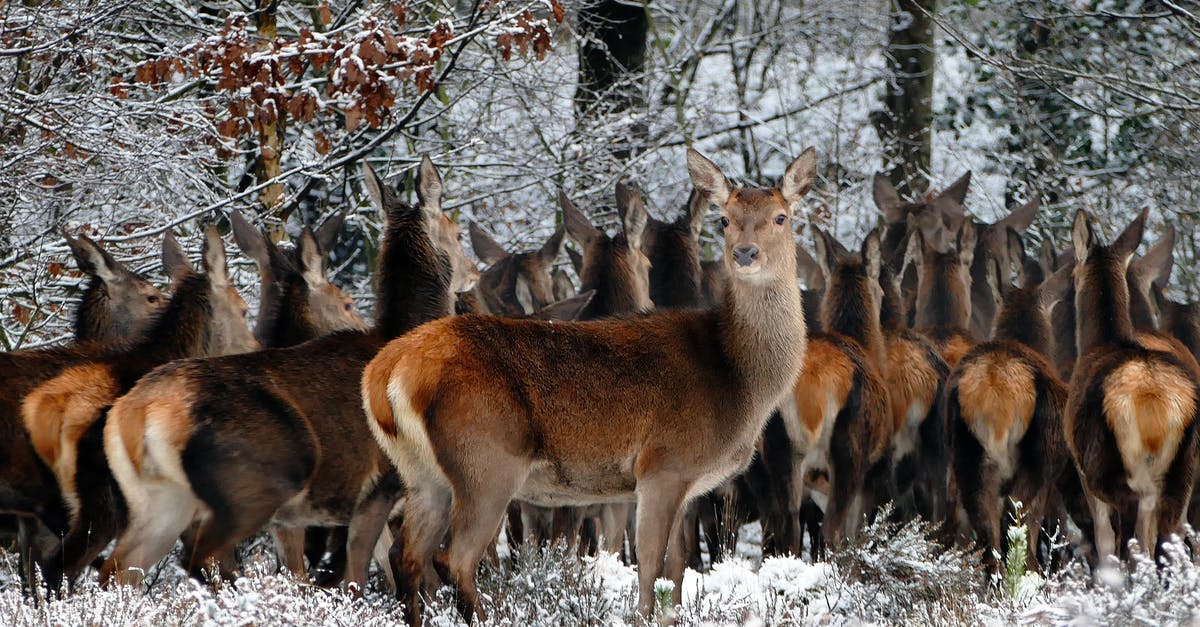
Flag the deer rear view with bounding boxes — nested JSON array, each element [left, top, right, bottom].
[[1066, 209, 1200, 563], [363, 147, 812, 624], [945, 227, 1069, 574]]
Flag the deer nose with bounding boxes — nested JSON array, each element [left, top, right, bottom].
[[732, 245, 759, 267]]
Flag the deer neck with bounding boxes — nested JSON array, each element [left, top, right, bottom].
[[1076, 260, 1135, 356], [993, 288, 1051, 355], [375, 210, 453, 339], [719, 268, 806, 415], [134, 273, 212, 365]]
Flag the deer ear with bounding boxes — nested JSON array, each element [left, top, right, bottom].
[[537, 289, 595, 322], [539, 225, 566, 267], [810, 227, 839, 285], [985, 255, 1005, 308], [997, 197, 1039, 233], [230, 211, 269, 270], [686, 148, 732, 207], [1133, 225, 1175, 289], [297, 227, 326, 288], [872, 173, 904, 223], [566, 245, 584, 275], [66, 233, 121, 283], [1113, 207, 1148, 263], [1038, 238, 1057, 276], [1071, 210, 1095, 266], [781, 147, 818, 206], [559, 191, 600, 247], [957, 220, 977, 269], [901, 227, 925, 284], [619, 185, 649, 251], [863, 228, 883, 283], [1038, 261, 1074, 310], [942, 171, 972, 205], [200, 225, 229, 287], [685, 188, 707, 242], [514, 274, 535, 316], [1005, 227, 1028, 286], [551, 267, 575, 301], [162, 231, 192, 281], [416, 155, 443, 221], [362, 162, 401, 221], [795, 240, 825, 290], [615, 181, 646, 231], [468, 221, 509, 266], [315, 211, 346, 258]]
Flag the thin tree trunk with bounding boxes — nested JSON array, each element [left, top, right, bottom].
[[875, 0, 936, 197]]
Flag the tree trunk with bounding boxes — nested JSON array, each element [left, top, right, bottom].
[[575, 0, 648, 160], [875, 0, 936, 197]]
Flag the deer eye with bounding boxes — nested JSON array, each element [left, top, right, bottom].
[[719, 216, 730, 229], [344, 302, 353, 312], [456, 232, 463, 242], [147, 295, 159, 304], [774, 214, 787, 226]]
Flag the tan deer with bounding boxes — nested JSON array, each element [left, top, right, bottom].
[[98, 157, 474, 594], [363, 147, 813, 624], [18, 226, 259, 589], [1066, 209, 1200, 563]]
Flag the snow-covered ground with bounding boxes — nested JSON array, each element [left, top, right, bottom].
[[5, 515, 1199, 625]]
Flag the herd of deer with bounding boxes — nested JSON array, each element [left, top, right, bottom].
[[1, 147, 1198, 624]]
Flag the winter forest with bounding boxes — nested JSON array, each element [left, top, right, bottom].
[[5, 0, 1200, 625]]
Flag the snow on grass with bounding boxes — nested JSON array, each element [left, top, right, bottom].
[[6, 520, 1200, 625]]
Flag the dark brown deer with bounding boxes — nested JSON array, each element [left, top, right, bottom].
[[963, 199, 1041, 339], [468, 221, 565, 316], [62, 231, 168, 344], [98, 157, 473, 594], [783, 228, 892, 553], [229, 210, 360, 346], [5, 231, 170, 587], [1066, 209, 1199, 562], [878, 260, 950, 524], [904, 220, 977, 368], [17, 226, 259, 589], [873, 172, 970, 274], [945, 227, 1069, 575], [231, 210, 368, 582], [363, 147, 813, 624], [873, 172, 971, 327]]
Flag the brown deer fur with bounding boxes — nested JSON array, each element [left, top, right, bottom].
[[878, 262, 950, 524], [783, 228, 892, 552], [529, 183, 653, 563], [946, 228, 1068, 574], [1065, 209, 1200, 562], [19, 227, 258, 588], [98, 157, 472, 593], [468, 221, 565, 316], [363, 147, 813, 624], [964, 199, 1041, 340], [905, 220, 977, 368]]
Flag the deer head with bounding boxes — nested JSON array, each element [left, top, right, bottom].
[[469, 221, 565, 316], [64, 231, 166, 343]]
